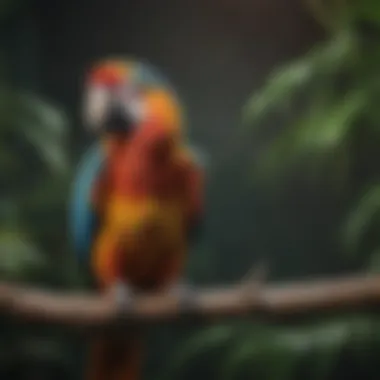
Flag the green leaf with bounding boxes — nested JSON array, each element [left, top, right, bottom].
[[0, 89, 69, 175], [348, 317, 374, 368], [20, 94, 67, 136], [367, 249, 380, 273], [243, 30, 357, 129], [14, 93, 69, 174], [305, 0, 350, 30], [310, 322, 350, 380], [352, 0, 380, 27], [251, 88, 365, 185], [0, 230, 46, 281], [221, 326, 301, 380], [304, 89, 366, 150], [342, 185, 380, 255], [165, 324, 237, 378], [23, 125, 68, 174]]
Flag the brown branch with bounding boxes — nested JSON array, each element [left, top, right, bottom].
[[0, 274, 380, 328]]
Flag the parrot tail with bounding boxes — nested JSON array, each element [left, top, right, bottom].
[[86, 332, 143, 380]]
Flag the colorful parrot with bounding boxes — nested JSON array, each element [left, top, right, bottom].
[[68, 58, 204, 380]]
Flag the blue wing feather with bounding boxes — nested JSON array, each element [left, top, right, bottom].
[[68, 142, 105, 263]]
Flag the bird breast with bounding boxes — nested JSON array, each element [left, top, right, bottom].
[[105, 196, 185, 254]]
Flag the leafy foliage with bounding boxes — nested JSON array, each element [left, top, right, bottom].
[[0, 2, 74, 369], [0, 86, 75, 377], [168, 1, 380, 379], [0, 85, 70, 278], [243, 2, 380, 264], [167, 317, 380, 380]]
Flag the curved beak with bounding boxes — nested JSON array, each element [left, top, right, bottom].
[[103, 101, 134, 135]]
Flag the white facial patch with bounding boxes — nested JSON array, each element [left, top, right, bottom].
[[117, 84, 147, 124], [83, 85, 109, 131], [83, 81, 148, 133]]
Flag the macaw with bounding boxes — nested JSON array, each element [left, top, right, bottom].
[[68, 58, 204, 380]]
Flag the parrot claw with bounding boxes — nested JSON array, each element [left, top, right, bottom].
[[110, 281, 135, 310], [169, 280, 198, 312]]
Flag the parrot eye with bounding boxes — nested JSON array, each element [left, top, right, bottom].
[[117, 85, 147, 124], [83, 85, 109, 131]]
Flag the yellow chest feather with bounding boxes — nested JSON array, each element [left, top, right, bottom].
[[105, 196, 185, 249]]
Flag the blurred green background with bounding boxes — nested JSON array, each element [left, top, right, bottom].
[[2, 0, 380, 379]]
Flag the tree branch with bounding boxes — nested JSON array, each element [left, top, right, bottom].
[[0, 274, 380, 328]]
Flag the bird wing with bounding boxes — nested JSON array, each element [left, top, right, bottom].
[[68, 141, 105, 263]]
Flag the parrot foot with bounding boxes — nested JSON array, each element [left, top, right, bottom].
[[168, 280, 198, 313], [109, 281, 135, 311]]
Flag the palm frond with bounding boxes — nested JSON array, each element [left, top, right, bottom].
[[163, 324, 238, 380], [11, 92, 69, 174], [242, 30, 357, 130], [342, 184, 380, 255], [0, 229, 46, 281], [367, 249, 380, 273], [351, 0, 380, 27], [172, 319, 374, 380], [251, 86, 365, 186], [220, 325, 300, 380], [0, 88, 69, 175]]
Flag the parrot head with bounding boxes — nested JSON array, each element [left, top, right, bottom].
[[82, 58, 184, 139]]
